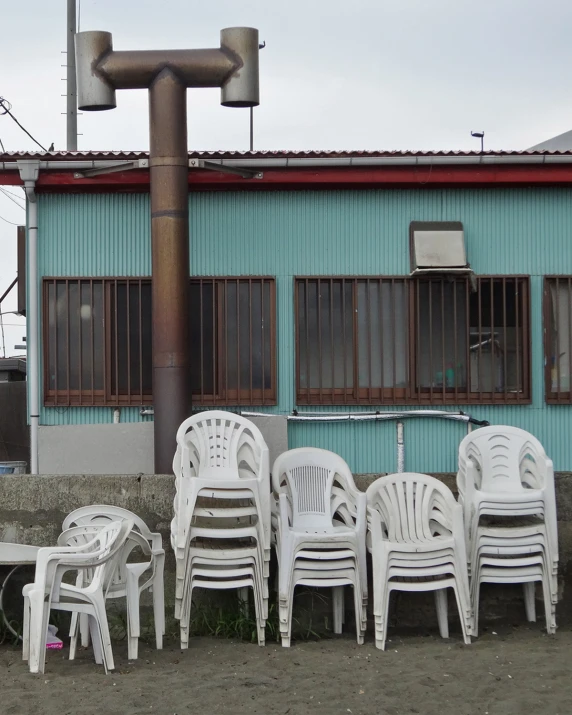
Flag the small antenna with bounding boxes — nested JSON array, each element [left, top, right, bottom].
[[249, 41, 266, 151], [471, 130, 485, 153]]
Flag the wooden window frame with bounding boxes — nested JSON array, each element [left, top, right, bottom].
[[544, 276, 572, 404], [295, 274, 531, 406], [43, 276, 277, 407]]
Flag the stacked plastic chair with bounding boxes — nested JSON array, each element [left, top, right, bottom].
[[61, 505, 166, 660], [457, 425, 558, 635], [22, 519, 133, 674], [171, 411, 271, 648], [272, 448, 367, 647], [366, 473, 472, 651]]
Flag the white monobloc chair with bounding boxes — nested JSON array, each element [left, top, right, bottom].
[[22, 519, 132, 674], [272, 447, 367, 647], [172, 411, 271, 647], [457, 426, 558, 634], [61, 505, 165, 660], [366, 473, 472, 651]]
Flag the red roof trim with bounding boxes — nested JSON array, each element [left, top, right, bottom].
[[3, 157, 572, 190]]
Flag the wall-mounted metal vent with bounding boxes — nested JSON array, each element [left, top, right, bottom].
[[409, 221, 473, 277]]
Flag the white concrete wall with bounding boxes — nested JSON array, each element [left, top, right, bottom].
[[38, 416, 288, 475]]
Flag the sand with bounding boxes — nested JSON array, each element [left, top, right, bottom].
[[1, 626, 572, 715]]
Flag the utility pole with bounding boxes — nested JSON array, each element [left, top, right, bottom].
[[66, 0, 78, 150]]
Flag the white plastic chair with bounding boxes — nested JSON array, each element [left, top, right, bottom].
[[272, 447, 367, 647], [457, 426, 558, 634], [61, 505, 166, 660], [171, 411, 271, 647], [22, 519, 132, 674], [366, 473, 472, 651], [457, 426, 558, 566]]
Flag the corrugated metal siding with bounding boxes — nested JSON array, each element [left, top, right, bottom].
[[37, 188, 572, 471], [39, 194, 151, 276]]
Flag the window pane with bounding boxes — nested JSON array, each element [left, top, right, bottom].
[[548, 279, 572, 393], [298, 279, 353, 390], [110, 281, 152, 396], [46, 280, 104, 397], [357, 280, 407, 388], [190, 281, 215, 396], [469, 278, 523, 393], [417, 280, 468, 390], [79, 281, 104, 391]]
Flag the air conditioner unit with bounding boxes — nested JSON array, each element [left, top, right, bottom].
[[409, 221, 473, 278]]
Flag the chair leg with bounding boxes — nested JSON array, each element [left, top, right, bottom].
[[153, 582, 165, 650], [332, 586, 344, 635], [92, 596, 115, 673], [88, 615, 104, 666], [28, 595, 49, 674], [434, 588, 449, 639], [352, 585, 364, 645], [22, 594, 30, 662], [523, 582, 536, 623], [80, 612, 90, 648], [126, 572, 140, 661]]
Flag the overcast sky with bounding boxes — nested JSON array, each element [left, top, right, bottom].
[[2, 0, 572, 355]]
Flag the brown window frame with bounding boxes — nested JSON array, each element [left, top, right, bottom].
[[295, 276, 409, 405], [544, 276, 572, 404], [295, 274, 531, 406], [43, 276, 277, 407], [410, 275, 531, 405]]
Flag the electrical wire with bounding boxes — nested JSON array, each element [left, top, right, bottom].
[[0, 214, 20, 226], [0, 136, 4, 152], [0, 97, 47, 152], [0, 188, 25, 210], [0, 187, 25, 200]]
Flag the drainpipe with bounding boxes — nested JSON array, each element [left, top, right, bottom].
[[396, 421, 405, 473], [17, 160, 40, 474]]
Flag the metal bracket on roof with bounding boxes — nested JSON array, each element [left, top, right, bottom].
[[74, 159, 149, 178], [189, 158, 263, 179]]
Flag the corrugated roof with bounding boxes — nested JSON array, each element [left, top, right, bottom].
[[3, 148, 572, 161]]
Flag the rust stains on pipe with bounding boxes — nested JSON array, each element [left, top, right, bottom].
[[149, 69, 191, 473]]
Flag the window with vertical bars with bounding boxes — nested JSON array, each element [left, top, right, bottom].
[[295, 275, 530, 405], [43, 277, 276, 406], [296, 277, 408, 404], [544, 277, 572, 403]]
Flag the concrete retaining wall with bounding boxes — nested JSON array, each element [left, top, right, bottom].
[[37, 415, 288, 475], [1, 472, 571, 628]]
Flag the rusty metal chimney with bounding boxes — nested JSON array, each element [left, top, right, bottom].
[[75, 28, 260, 473]]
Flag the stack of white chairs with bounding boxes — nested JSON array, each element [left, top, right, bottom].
[[171, 410, 271, 648], [61, 505, 166, 660], [366, 473, 472, 651], [457, 425, 558, 635], [22, 519, 132, 674], [272, 447, 367, 647]]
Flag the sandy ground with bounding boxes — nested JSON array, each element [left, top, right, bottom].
[[1, 625, 572, 715]]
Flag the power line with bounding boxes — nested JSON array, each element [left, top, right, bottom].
[[0, 136, 4, 152], [0, 188, 25, 210], [0, 187, 25, 200], [0, 97, 47, 152], [0, 213, 20, 226]]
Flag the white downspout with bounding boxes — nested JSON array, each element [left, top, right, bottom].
[[17, 161, 40, 474]]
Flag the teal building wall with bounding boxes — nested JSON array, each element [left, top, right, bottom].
[[35, 188, 572, 473]]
